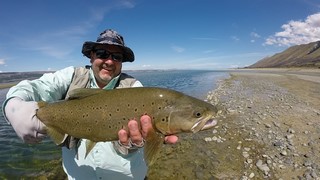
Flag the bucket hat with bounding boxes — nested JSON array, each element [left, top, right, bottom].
[[82, 29, 134, 62]]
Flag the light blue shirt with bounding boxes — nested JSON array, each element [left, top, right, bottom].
[[4, 66, 147, 180]]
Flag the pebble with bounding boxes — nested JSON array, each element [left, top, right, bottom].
[[256, 160, 270, 174], [280, 150, 287, 156], [249, 172, 255, 178]]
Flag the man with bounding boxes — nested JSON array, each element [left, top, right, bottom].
[[3, 29, 177, 179]]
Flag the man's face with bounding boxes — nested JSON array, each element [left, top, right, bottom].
[[90, 45, 123, 88]]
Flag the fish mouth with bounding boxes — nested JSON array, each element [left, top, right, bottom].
[[201, 118, 217, 130], [191, 117, 217, 133]]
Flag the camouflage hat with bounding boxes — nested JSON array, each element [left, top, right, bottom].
[[82, 29, 134, 62]]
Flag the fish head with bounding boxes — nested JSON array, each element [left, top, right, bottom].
[[154, 94, 218, 135]]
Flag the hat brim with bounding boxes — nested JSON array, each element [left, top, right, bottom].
[[82, 41, 134, 62]]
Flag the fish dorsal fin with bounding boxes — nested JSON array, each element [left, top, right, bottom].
[[85, 140, 97, 158], [47, 127, 68, 145], [144, 128, 164, 166], [68, 88, 104, 100]]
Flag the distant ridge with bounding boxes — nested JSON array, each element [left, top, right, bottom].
[[249, 41, 320, 68]]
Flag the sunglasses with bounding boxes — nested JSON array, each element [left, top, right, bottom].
[[94, 49, 124, 62]]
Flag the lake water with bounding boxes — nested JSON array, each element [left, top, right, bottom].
[[0, 70, 228, 178]]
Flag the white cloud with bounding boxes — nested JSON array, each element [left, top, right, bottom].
[[203, 49, 215, 54], [231, 36, 240, 41], [192, 37, 217, 41], [251, 32, 261, 38], [142, 64, 151, 68], [250, 32, 261, 43], [265, 12, 320, 46], [171, 45, 185, 53], [0, 59, 5, 65]]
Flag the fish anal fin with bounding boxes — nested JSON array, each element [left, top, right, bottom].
[[144, 129, 164, 166], [85, 140, 97, 158], [47, 127, 68, 145]]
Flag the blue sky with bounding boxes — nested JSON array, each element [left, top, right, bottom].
[[0, 0, 320, 72]]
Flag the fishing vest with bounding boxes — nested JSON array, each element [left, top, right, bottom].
[[61, 66, 137, 148], [64, 65, 137, 99]]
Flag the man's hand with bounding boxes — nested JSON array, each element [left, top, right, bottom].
[[4, 98, 47, 144], [118, 115, 178, 147]]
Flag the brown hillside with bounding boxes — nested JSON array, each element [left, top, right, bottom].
[[249, 41, 320, 68]]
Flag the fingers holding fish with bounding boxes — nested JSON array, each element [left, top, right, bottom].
[[118, 129, 130, 147], [117, 119, 145, 149], [164, 135, 179, 144], [140, 115, 152, 138], [140, 115, 178, 144], [128, 119, 144, 146]]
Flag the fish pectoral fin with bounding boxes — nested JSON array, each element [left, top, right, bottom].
[[144, 129, 164, 166], [47, 127, 68, 145], [85, 140, 97, 158]]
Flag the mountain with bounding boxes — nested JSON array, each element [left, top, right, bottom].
[[249, 41, 320, 68]]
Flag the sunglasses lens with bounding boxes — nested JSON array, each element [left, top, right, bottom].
[[112, 53, 124, 61], [95, 49, 109, 59], [94, 49, 123, 62]]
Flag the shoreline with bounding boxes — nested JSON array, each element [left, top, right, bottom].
[[148, 69, 320, 179], [2, 68, 319, 179]]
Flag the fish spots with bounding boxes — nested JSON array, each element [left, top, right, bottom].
[[161, 116, 169, 122], [134, 108, 138, 112], [116, 108, 120, 112], [82, 113, 89, 118]]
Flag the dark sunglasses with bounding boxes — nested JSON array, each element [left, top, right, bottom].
[[93, 49, 124, 62]]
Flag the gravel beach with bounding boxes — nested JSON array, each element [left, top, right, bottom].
[[3, 69, 319, 179], [148, 69, 320, 180]]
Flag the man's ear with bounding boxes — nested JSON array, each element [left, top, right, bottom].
[[90, 51, 94, 63]]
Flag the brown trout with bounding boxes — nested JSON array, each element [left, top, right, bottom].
[[36, 87, 218, 165]]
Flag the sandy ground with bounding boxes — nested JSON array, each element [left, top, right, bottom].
[[148, 68, 320, 179]]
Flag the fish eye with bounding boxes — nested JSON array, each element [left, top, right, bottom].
[[194, 111, 202, 118]]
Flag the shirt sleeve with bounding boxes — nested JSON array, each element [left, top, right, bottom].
[[2, 66, 75, 123], [5, 66, 75, 102], [132, 80, 143, 87]]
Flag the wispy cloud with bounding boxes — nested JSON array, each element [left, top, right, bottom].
[[231, 36, 240, 41], [11, 1, 135, 60], [171, 45, 185, 53], [250, 32, 261, 43], [264, 12, 320, 46], [192, 37, 218, 41], [0, 59, 5, 65], [142, 64, 151, 68], [203, 49, 215, 54]]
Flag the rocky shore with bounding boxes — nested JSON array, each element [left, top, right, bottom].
[[148, 69, 320, 179]]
